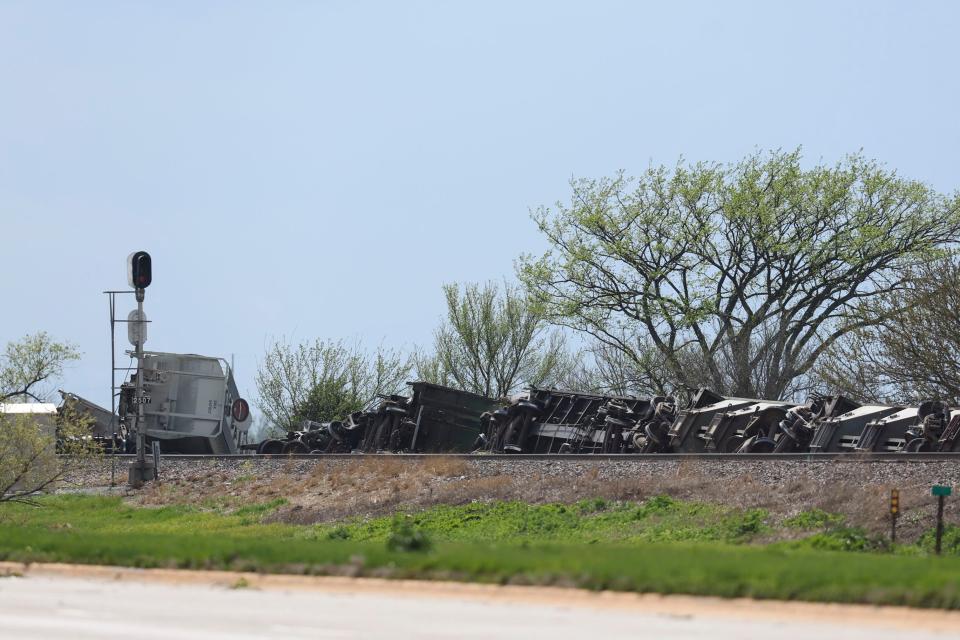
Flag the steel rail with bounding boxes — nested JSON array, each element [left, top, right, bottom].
[[77, 452, 960, 463]]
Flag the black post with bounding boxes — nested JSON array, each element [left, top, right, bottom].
[[890, 488, 899, 544], [936, 495, 945, 555]]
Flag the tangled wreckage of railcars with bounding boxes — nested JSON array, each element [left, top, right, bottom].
[[256, 382, 499, 454], [255, 383, 960, 455]]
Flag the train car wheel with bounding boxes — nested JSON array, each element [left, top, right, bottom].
[[748, 437, 777, 453], [258, 439, 285, 455], [282, 440, 310, 454]]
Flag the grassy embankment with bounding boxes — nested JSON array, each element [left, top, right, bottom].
[[2, 494, 960, 608]]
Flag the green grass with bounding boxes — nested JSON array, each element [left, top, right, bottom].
[[783, 508, 846, 530], [312, 496, 771, 544], [2, 495, 960, 609]]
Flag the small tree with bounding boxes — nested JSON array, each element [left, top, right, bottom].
[[0, 407, 97, 505], [0, 333, 93, 505], [415, 281, 576, 398], [1, 332, 80, 402], [520, 149, 960, 399], [817, 256, 960, 404], [256, 338, 411, 433]]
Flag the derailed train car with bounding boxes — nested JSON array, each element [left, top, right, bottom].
[[477, 387, 960, 454], [257, 382, 500, 454], [126, 352, 253, 454], [63, 351, 253, 454], [256, 381, 960, 455]]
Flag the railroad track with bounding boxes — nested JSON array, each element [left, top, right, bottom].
[[87, 452, 960, 462]]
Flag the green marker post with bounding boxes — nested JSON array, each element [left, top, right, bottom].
[[932, 485, 952, 555]]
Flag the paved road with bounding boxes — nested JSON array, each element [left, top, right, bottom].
[[0, 573, 957, 640]]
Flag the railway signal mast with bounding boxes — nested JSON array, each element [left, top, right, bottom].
[[127, 251, 154, 487]]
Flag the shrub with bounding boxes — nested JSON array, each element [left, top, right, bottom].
[[386, 515, 432, 552], [633, 495, 679, 519], [327, 526, 351, 540], [794, 527, 889, 553], [918, 525, 960, 555], [723, 509, 769, 539]]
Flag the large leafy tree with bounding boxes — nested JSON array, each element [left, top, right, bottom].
[[520, 150, 960, 399], [415, 282, 575, 398], [817, 255, 960, 405]]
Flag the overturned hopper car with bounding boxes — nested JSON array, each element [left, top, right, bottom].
[[121, 351, 253, 454], [64, 351, 253, 455]]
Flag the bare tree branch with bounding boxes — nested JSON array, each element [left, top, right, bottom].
[[415, 281, 577, 398]]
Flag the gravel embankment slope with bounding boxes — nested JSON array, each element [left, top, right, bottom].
[[62, 455, 960, 541]]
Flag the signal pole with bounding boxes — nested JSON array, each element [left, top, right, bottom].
[[127, 251, 155, 487]]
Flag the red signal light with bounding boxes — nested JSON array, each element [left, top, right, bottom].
[[127, 251, 152, 289]]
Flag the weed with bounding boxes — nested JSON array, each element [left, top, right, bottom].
[[787, 526, 889, 553], [386, 515, 432, 552], [784, 509, 845, 530], [234, 498, 288, 517], [633, 495, 679, 519], [723, 509, 769, 539], [576, 498, 608, 514], [327, 526, 351, 540], [230, 577, 251, 589]]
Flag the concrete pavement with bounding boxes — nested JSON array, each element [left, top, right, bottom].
[[0, 566, 958, 639]]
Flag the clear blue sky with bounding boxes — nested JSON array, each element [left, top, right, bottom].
[[2, 1, 958, 411]]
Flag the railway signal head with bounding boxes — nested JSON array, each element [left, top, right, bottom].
[[127, 251, 152, 289]]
